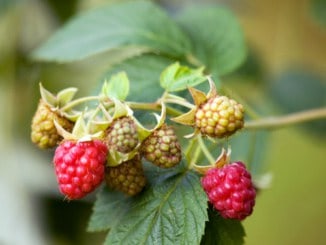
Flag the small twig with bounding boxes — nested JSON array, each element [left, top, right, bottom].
[[245, 107, 326, 130], [127, 101, 182, 117], [61, 96, 100, 111], [197, 135, 215, 165]]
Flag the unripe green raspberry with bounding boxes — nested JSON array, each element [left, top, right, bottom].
[[105, 116, 139, 153], [195, 96, 244, 138], [105, 155, 146, 196], [31, 100, 73, 149], [141, 124, 182, 168]]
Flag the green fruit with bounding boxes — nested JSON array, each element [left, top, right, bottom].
[[141, 124, 182, 168], [195, 96, 244, 138], [105, 155, 146, 196], [105, 116, 139, 153], [31, 100, 73, 149]]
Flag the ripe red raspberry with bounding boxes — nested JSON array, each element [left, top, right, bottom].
[[105, 116, 139, 153], [195, 96, 244, 138], [201, 162, 256, 220], [54, 140, 108, 199]]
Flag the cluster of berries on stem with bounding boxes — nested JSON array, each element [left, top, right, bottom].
[[31, 76, 256, 220]]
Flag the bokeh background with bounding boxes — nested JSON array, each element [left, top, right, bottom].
[[0, 0, 325, 244]]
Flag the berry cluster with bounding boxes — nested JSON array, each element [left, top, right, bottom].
[[31, 77, 256, 220], [30, 85, 183, 199]]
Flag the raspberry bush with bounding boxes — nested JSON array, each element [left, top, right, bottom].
[[29, 1, 326, 244]]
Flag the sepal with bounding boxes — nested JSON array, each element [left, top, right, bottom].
[[106, 149, 138, 167]]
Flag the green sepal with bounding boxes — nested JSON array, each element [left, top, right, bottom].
[[39, 83, 79, 109], [188, 86, 207, 106], [39, 83, 57, 107], [53, 119, 75, 140], [71, 115, 88, 139], [89, 120, 111, 135], [171, 107, 196, 126], [134, 103, 166, 142], [62, 110, 82, 122], [112, 99, 133, 120], [106, 149, 138, 167], [57, 87, 78, 107], [207, 76, 218, 99], [54, 114, 103, 141]]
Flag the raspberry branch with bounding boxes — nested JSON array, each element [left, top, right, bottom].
[[126, 101, 182, 117], [61, 95, 104, 112], [245, 107, 326, 130]]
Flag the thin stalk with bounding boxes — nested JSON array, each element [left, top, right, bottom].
[[184, 137, 198, 164], [245, 107, 326, 130], [188, 145, 202, 170], [197, 135, 215, 165], [61, 96, 101, 111], [127, 101, 183, 117], [126, 101, 159, 111], [164, 98, 196, 109]]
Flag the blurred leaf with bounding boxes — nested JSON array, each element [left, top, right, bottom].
[[270, 69, 326, 136], [102, 54, 174, 102], [201, 206, 245, 245], [32, 1, 191, 62], [176, 5, 247, 76], [101, 72, 130, 100], [105, 169, 208, 245], [160, 62, 206, 92], [231, 47, 265, 81], [46, 0, 78, 22], [0, 0, 21, 15], [229, 131, 269, 176], [311, 0, 326, 27], [88, 187, 131, 232]]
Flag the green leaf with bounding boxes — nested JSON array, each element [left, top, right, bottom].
[[311, 0, 326, 27], [105, 169, 208, 245], [160, 62, 206, 92], [270, 69, 326, 136], [32, 1, 191, 62], [201, 206, 246, 245], [0, 0, 21, 15], [102, 54, 174, 102], [102, 72, 130, 100], [176, 6, 247, 76], [229, 131, 269, 176], [88, 187, 132, 232]]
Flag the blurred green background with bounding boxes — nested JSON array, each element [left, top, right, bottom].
[[0, 0, 325, 244]]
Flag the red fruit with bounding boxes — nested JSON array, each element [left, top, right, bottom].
[[201, 162, 256, 220], [54, 140, 108, 199]]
